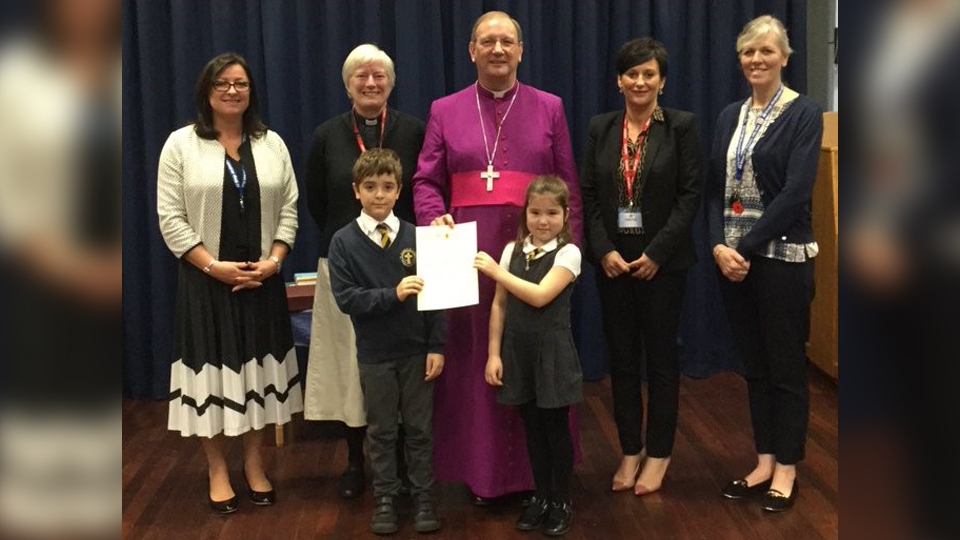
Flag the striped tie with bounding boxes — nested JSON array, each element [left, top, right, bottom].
[[376, 223, 390, 248], [525, 247, 542, 270]]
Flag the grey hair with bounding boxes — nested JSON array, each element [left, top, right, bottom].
[[736, 15, 793, 57], [341, 43, 396, 90]]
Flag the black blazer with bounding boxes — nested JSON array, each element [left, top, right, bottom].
[[579, 107, 703, 272]]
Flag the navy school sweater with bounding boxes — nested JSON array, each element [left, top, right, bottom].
[[327, 219, 445, 363]]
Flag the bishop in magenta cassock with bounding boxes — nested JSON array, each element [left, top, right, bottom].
[[412, 11, 583, 500]]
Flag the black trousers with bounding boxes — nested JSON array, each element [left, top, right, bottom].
[[720, 256, 814, 464], [358, 355, 435, 498], [596, 270, 686, 458], [517, 402, 574, 502]]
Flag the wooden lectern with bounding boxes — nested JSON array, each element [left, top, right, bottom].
[[807, 112, 838, 379]]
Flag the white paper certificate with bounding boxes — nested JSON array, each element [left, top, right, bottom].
[[415, 221, 479, 311]]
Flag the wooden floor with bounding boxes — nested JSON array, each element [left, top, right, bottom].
[[123, 367, 837, 540]]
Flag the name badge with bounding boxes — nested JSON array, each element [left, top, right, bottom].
[[618, 207, 642, 230]]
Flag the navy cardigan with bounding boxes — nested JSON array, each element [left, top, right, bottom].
[[706, 95, 823, 258]]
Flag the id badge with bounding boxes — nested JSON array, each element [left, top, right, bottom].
[[618, 207, 642, 230]]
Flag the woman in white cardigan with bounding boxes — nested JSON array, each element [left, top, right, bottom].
[[157, 52, 302, 514]]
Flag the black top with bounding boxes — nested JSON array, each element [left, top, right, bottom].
[[219, 143, 261, 261], [305, 108, 425, 256], [580, 107, 703, 271]]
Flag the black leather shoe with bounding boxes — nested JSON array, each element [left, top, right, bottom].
[[721, 478, 772, 499], [370, 495, 399, 535], [542, 501, 573, 536], [760, 480, 798, 512], [339, 466, 365, 499], [209, 495, 239, 515], [243, 470, 275, 506], [517, 490, 537, 507], [515, 495, 549, 531], [413, 496, 442, 533], [248, 486, 275, 506]]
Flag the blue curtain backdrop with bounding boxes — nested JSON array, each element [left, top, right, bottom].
[[122, 0, 808, 399]]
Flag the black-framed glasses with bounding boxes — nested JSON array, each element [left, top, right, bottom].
[[213, 80, 251, 92]]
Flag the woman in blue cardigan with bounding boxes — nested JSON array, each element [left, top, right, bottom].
[[707, 16, 823, 512]]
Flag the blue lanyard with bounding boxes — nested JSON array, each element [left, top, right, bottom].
[[225, 158, 247, 212], [734, 85, 783, 181]]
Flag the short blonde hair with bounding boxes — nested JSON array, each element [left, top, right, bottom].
[[736, 15, 793, 57], [341, 44, 396, 90]]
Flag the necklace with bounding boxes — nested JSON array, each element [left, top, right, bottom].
[[475, 82, 520, 191]]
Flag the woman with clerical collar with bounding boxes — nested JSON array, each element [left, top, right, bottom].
[[302, 43, 425, 499]]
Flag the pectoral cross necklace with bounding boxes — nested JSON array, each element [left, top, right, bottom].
[[475, 82, 519, 191]]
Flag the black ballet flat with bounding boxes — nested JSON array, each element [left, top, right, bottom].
[[209, 495, 239, 514], [248, 486, 275, 506], [760, 480, 798, 512], [243, 470, 276, 506], [721, 478, 772, 499]]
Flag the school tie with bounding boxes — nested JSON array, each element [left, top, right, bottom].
[[376, 223, 390, 248], [525, 247, 542, 270]]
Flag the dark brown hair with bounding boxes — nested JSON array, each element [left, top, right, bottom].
[[352, 148, 403, 186], [515, 175, 572, 245], [616, 37, 669, 78], [193, 52, 267, 140]]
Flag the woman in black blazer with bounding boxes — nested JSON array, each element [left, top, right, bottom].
[[579, 37, 702, 496]]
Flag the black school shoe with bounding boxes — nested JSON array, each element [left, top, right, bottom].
[[542, 501, 572, 536], [515, 495, 550, 531], [413, 495, 442, 533], [370, 495, 399, 535]]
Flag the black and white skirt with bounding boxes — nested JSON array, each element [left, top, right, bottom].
[[168, 262, 302, 437]]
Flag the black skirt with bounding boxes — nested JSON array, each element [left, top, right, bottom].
[[167, 151, 302, 437]]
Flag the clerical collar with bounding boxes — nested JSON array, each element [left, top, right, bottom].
[[477, 81, 519, 100], [354, 109, 383, 126]]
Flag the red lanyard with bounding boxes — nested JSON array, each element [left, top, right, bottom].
[[351, 107, 386, 153], [621, 114, 651, 201]]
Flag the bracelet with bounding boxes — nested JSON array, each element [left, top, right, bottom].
[[203, 259, 219, 273], [269, 255, 281, 270]]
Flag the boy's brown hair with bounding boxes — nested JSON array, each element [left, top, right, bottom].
[[352, 148, 403, 185]]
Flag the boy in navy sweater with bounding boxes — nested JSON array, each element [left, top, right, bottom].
[[328, 148, 445, 535]]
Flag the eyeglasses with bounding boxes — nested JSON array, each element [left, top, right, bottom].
[[212, 80, 251, 92]]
